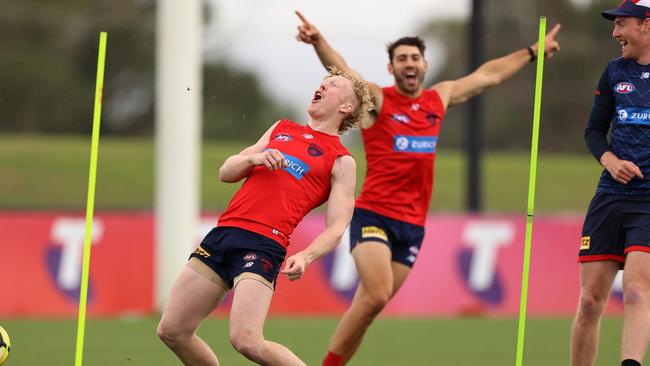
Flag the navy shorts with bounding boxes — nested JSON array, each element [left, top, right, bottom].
[[580, 193, 650, 264], [189, 226, 286, 288], [349, 207, 425, 268]]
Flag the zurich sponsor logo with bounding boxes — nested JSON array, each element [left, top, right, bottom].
[[274, 133, 292, 142], [616, 107, 650, 126], [391, 113, 411, 124], [283, 153, 310, 180], [393, 135, 437, 153], [614, 82, 635, 94]]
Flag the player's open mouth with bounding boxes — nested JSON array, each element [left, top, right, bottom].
[[404, 71, 417, 82], [312, 91, 323, 102], [621, 40, 628, 52]]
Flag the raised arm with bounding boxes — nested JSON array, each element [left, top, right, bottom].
[[433, 24, 561, 109], [295, 10, 382, 123], [218, 121, 287, 183], [295, 10, 354, 75], [281, 154, 356, 281]]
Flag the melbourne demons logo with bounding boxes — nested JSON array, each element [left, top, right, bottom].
[[614, 82, 635, 94], [308, 143, 323, 157], [426, 113, 439, 126], [274, 133, 292, 142]]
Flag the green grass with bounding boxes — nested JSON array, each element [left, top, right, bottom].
[[0, 316, 632, 365], [0, 134, 602, 212]]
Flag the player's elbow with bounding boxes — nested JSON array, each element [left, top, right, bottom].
[[218, 168, 230, 182], [218, 167, 239, 183]]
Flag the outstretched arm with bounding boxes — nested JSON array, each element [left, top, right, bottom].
[[218, 121, 287, 183], [295, 10, 354, 75], [433, 24, 561, 109], [295, 10, 383, 122], [281, 155, 356, 281]]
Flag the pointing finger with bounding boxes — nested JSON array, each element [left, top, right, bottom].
[[548, 24, 561, 38], [295, 10, 309, 24]]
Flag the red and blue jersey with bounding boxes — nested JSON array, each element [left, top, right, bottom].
[[590, 58, 650, 194], [355, 86, 445, 226], [217, 119, 351, 248]]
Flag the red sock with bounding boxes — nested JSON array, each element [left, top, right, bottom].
[[322, 351, 343, 366]]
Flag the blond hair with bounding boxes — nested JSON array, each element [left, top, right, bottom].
[[326, 66, 372, 134]]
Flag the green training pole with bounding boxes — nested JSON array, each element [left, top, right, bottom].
[[74, 31, 107, 366], [515, 17, 546, 366]]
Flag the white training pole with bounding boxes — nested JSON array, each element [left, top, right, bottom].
[[155, 0, 203, 311]]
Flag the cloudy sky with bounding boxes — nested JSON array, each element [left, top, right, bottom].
[[203, 0, 471, 118], [202, 0, 593, 120]]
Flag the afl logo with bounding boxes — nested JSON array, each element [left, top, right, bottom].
[[395, 136, 409, 150], [308, 143, 324, 157], [615, 82, 635, 94], [274, 133, 292, 142], [391, 113, 411, 124], [243, 253, 257, 261]]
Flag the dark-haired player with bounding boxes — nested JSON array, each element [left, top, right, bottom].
[[295, 10, 561, 365]]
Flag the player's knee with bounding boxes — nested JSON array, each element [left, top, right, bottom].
[[577, 293, 607, 320], [623, 280, 649, 307], [157, 320, 187, 348], [230, 328, 264, 360], [361, 290, 390, 315]]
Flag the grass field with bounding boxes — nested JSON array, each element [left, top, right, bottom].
[[0, 134, 602, 213], [0, 316, 634, 365], [1, 134, 621, 365]]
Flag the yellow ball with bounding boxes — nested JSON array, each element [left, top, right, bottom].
[[0, 326, 10, 365]]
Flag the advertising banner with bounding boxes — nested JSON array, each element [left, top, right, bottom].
[[0, 212, 624, 316]]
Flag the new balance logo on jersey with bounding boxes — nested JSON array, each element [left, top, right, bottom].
[[642, 72, 650, 79], [615, 82, 635, 94]]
